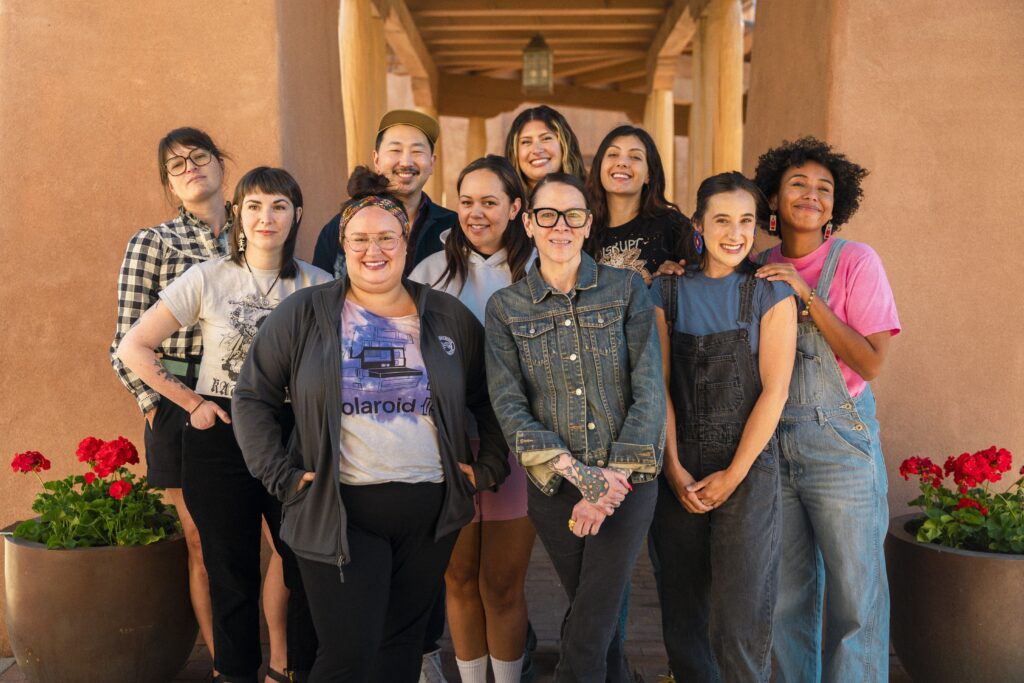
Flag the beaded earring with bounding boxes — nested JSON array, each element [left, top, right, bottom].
[[693, 230, 704, 255], [238, 230, 247, 252], [823, 221, 833, 240], [768, 213, 778, 234]]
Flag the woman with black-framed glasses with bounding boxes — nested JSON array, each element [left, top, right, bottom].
[[485, 173, 665, 682]]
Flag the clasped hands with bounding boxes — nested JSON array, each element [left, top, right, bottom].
[[569, 466, 631, 538]]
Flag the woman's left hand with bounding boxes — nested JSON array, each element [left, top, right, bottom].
[[458, 463, 477, 490], [686, 467, 745, 510], [569, 499, 608, 537], [755, 263, 811, 302]]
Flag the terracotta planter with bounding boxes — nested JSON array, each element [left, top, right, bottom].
[[886, 513, 1024, 683], [3, 531, 198, 683]]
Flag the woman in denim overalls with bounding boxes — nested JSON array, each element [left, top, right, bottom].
[[649, 172, 797, 682], [753, 137, 901, 682]]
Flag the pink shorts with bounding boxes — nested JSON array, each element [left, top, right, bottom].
[[471, 448, 528, 523]]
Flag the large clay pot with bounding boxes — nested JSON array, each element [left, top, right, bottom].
[[3, 531, 197, 683], [886, 513, 1024, 683]]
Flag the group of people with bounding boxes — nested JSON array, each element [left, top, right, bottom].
[[111, 104, 900, 683]]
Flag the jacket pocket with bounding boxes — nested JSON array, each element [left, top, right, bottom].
[[509, 318, 556, 377], [577, 307, 624, 358]]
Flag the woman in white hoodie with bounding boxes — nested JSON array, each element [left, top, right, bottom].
[[411, 155, 535, 683]]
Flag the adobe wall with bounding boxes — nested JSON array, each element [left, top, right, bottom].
[[0, 0, 346, 654], [744, 0, 1024, 513]]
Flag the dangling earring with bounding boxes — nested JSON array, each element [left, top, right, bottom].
[[823, 221, 833, 240], [238, 230, 247, 252], [768, 213, 778, 234], [693, 230, 704, 255]]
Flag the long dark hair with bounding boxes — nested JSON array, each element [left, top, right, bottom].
[[435, 156, 532, 291], [503, 106, 587, 187], [228, 167, 304, 279], [689, 171, 769, 273], [584, 125, 693, 261]]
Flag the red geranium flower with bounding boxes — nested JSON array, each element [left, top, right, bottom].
[[92, 437, 139, 477], [956, 497, 989, 516], [108, 480, 132, 500], [899, 457, 943, 487], [83, 472, 97, 484], [11, 451, 51, 474], [75, 436, 104, 463]]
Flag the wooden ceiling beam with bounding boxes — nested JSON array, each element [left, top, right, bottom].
[[556, 56, 639, 79], [372, 0, 438, 106], [645, 0, 708, 90], [438, 73, 644, 120], [434, 47, 645, 56], [573, 59, 647, 86], [408, 0, 666, 17], [426, 35, 651, 46]]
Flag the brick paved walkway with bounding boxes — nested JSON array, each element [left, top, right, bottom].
[[0, 540, 910, 682]]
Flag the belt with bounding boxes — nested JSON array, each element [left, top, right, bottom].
[[160, 357, 200, 377]]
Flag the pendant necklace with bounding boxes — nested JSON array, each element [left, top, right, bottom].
[[244, 255, 281, 307]]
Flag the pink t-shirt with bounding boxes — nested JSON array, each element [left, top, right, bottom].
[[760, 240, 901, 397]]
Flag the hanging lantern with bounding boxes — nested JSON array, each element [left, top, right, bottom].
[[522, 34, 553, 96]]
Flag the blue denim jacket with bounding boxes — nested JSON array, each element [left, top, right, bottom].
[[484, 253, 666, 495]]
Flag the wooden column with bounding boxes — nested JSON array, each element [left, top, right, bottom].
[[687, 0, 743, 210], [467, 116, 488, 164], [339, 0, 387, 173], [643, 89, 675, 202]]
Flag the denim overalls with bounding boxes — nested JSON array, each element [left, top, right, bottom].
[[766, 239, 890, 683], [649, 269, 782, 683]]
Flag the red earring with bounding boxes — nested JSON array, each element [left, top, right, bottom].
[[769, 214, 778, 234], [824, 222, 833, 240]]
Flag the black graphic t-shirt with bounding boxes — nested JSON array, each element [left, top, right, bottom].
[[159, 257, 331, 397], [597, 211, 691, 284], [338, 299, 443, 485]]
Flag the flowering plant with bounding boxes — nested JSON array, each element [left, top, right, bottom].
[[9, 436, 179, 549], [899, 446, 1024, 553]]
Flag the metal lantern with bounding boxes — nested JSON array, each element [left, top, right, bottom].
[[522, 34, 553, 96]]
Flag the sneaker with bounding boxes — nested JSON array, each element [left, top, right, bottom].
[[520, 621, 538, 682], [419, 649, 448, 683]]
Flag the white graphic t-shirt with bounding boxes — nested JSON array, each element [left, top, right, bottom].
[[160, 257, 332, 398], [338, 299, 443, 485]]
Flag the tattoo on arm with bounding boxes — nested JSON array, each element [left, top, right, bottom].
[[152, 358, 187, 390], [548, 454, 609, 504]]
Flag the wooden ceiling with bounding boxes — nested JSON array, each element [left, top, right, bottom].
[[404, 0, 670, 93]]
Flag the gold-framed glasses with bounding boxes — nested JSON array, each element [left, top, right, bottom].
[[344, 232, 402, 252]]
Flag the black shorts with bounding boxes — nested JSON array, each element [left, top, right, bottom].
[[142, 373, 197, 489]]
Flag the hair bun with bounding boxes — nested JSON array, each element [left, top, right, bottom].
[[346, 165, 392, 200]]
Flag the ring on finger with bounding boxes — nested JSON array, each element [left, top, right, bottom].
[[568, 519, 576, 531]]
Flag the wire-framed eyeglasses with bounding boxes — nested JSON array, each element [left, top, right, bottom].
[[164, 148, 214, 176]]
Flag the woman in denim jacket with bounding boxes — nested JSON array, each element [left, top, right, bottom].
[[485, 173, 665, 683]]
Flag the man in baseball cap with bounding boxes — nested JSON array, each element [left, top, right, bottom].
[[313, 109, 457, 278]]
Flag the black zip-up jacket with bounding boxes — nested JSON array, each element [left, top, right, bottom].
[[232, 277, 509, 573]]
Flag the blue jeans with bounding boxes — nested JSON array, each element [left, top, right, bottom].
[[773, 386, 890, 682]]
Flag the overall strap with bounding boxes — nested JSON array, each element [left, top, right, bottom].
[[816, 238, 847, 304], [660, 276, 678, 331], [738, 271, 757, 325]]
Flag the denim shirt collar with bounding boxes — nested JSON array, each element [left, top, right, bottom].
[[525, 252, 600, 304]]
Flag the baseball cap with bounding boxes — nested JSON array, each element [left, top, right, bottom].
[[376, 109, 441, 148]]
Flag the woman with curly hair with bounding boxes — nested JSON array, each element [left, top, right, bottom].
[[503, 105, 587, 193], [584, 125, 696, 285], [753, 137, 901, 682]]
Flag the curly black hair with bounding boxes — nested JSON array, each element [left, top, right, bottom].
[[753, 136, 868, 231]]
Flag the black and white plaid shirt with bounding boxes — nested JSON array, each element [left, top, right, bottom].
[[110, 206, 231, 414]]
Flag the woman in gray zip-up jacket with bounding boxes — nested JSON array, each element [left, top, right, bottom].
[[232, 168, 509, 682]]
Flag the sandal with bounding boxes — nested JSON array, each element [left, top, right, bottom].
[[266, 669, 292, 683]]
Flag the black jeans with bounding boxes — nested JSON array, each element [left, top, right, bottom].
[[528, 479, 656, 683], [181, 397, 317, 681], [297, 482, 458, 683]]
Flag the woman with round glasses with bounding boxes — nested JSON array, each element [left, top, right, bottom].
[[485, 173, 665, 682], [231, 167, 510, 681], [504, 105, 587, 193], [118, 166, 327, 682]]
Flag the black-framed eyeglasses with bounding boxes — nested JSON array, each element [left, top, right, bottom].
[[530, 207, 591, 229], [164, 148, 214, 176]]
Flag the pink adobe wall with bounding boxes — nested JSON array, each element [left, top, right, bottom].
[[744, 0, 1024, 514], [0, 0, 346, 654]]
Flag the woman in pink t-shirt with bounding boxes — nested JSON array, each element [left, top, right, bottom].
[[753, 137, 900, 683]]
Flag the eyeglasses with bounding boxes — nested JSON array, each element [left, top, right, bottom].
[[164, 148, 214, 176], [344, 233, 403, 252], [530, 207, 591, 229]]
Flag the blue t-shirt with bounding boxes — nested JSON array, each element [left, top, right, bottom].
[[650, 270, 794, 358]]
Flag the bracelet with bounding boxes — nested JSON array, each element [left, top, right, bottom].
[[801, 289, 816, 317], [189, 399, 207, 415]]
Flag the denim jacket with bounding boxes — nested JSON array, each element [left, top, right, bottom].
[[485, 253, 666, 495]]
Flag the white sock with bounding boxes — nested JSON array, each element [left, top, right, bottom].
[[455, 654, 488, 683], [490, 655, 524, 683]]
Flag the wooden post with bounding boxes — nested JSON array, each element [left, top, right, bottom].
[[687, 0, 743, 212], [467, 116, 488, 164], [643, 89, 675, 203], [339, 0, 387, 173]]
